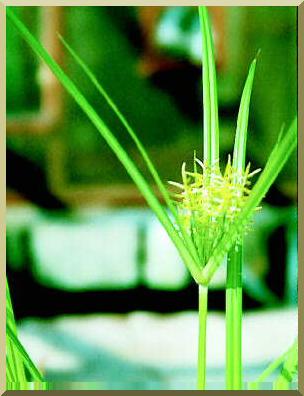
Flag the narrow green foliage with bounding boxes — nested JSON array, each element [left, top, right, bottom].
[[233, 59, 256, 172], [59, 36, 173, 210], [6, 280, 47, 389], [198, 6, 219, 164], [58, 34, 201, 267]]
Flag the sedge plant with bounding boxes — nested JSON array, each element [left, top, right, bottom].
[[7, 6, 297, 390]]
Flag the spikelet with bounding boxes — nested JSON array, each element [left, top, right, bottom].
[[169, 154, 261, 267]]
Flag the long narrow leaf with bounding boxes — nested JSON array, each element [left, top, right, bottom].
[[233, 59, 256, 171], [7, 8, 204, 283], [199, 6, 219, 164], [58, 35, 201, 265]]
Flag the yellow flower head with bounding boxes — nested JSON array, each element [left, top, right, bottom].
[[169, 154, 261, 266]]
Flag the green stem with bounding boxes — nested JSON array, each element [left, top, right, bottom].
[[248, 348, 291, 390], [226, 243, 243, 390], [198, 285, 208, 390], [273, 339, 298, 390], [249, 340, 298, 390]]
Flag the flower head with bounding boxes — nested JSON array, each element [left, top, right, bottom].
[[169, 154, 261, 267]]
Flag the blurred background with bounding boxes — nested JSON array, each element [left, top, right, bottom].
[[6, 6, 297, 390]]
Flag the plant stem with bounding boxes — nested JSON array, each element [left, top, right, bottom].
[[273, 339, 298, 390], [226, 243, 243, 390], [198, 285, 208, 390], [248, 341, 295, 390]]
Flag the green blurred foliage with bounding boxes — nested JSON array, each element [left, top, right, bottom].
[[6, 7, 40, 113]]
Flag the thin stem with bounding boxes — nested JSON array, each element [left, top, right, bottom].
[[248, 350, 290, 390], [273, 339, 298, 390], [248, 338, 298, 390], [226, 243, 243, 390], [198, 285, 208, 390]]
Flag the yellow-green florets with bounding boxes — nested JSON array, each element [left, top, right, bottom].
[[169, 154, 261, 266]]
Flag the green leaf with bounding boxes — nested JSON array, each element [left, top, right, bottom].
[[199, 6, 219, 164], [233, 59, 257, 172], [7, 8, 204, 284], [58, 35, 201, 266]]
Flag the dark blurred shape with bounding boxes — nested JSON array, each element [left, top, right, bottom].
[[7, 265, 263, 320], [266, 225, 287, 300], [7, 149, 67, 211]]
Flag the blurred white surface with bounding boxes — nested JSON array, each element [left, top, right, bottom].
[[19, 308, 297, 373], [31, 219, 138, 290], [145, 217, 188, 289]]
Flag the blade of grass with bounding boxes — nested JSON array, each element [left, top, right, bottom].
[[7, 8, 204, 284], [58, 35, 201, 266], [232, 59, 256, 172], [226, 58, 256, 390], [202, 116, 297, 285], [199, 6, 219, 164]]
